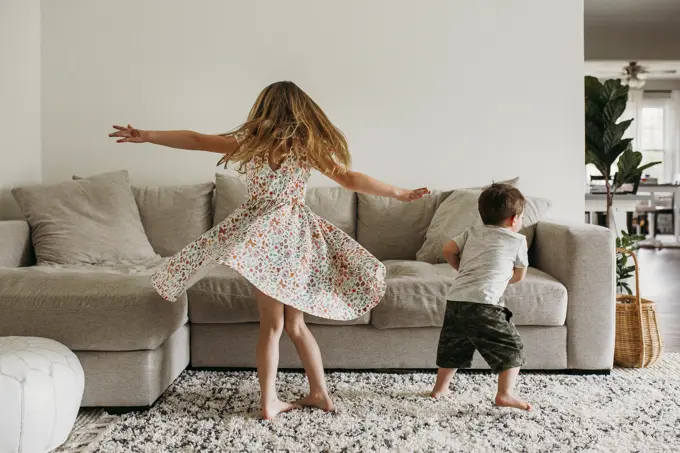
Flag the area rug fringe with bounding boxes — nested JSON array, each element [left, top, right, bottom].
[[55, 409, 120, 453]]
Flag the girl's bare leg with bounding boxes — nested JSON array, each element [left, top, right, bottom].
[[430, 368, 457, 398], [255, 288, 297, 419], [284, 305, 334, 411]]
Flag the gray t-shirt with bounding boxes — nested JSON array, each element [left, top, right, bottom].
[[445, 225, 528, 306]]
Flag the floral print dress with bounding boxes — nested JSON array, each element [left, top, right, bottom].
[[151, 141, 386, 321]]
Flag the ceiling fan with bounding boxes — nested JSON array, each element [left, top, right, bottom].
[[616, 61, 677, 89]]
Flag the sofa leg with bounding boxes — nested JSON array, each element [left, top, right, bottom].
[[104, 405, 152, 415], [566, 369, 611, 376]]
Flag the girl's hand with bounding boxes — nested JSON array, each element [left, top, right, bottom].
[[109, 125, 148, 143], [395, 187, 430, 202]]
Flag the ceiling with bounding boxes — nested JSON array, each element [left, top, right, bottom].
[[585, 0, 680, 25], [584, 0, 680, 65]]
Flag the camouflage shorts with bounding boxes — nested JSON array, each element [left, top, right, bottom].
[[436, 301, 526, 373]]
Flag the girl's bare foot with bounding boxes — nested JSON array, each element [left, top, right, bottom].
[[295, 392, 334, 412], [494, 393, 532, 411], [429, 387, 451, 398], [261, 399, 298, 420]]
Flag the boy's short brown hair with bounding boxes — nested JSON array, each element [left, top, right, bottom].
[[478, 183, 525, 226]]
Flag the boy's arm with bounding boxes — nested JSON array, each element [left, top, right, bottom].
[[442, 240, 462, 271], [508, 236, 529, 284], [509, 267, 527, 284]]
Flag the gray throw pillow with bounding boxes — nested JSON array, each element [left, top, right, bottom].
[[13, 170, 160, 266], [416, 188, 551, 264]]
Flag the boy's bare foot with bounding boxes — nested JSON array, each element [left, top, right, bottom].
[[495, 393, 532, 411], [261, 399, 298, 420], [295, 393, 334, 412], [429, 387, 451, 398]]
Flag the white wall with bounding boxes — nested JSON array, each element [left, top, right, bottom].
[[42, 0, 584, 221], [0, 0, 41, 219]]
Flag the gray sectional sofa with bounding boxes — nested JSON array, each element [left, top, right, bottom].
[[0, 172, 615, 407]]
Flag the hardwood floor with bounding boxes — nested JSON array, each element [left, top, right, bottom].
[[636, 248, 680, 353]]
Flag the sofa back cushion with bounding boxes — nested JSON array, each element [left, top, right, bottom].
[[213, 174, 248, 226], [133, 182, 215, 256], [213, 174, 357, 238], [356, 192, 446, 261], [12, 170, 160, 266]]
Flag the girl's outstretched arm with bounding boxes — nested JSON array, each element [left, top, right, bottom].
[[328, 170, 429, 202], [109, 125, 239, 154]]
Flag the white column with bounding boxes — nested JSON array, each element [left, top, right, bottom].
[[668, 91, 680, 182], [627, 89, 645, 151]]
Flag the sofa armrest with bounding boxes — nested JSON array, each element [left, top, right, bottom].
[[0, 221, 34, 267], [533, 221, 615, 370]]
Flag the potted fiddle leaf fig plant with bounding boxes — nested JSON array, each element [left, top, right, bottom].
[[584, 76, 661, 230], [616, 231, 645, 295]]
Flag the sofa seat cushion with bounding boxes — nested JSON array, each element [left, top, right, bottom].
[[370, 260, 567, 329], [188, 266, 370, 325], [0, 266, 187, 351]]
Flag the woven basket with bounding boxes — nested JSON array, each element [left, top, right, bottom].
[[614, 248, 664, 368]]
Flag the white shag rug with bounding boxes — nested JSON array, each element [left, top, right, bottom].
[[58, 355, 680, 453]]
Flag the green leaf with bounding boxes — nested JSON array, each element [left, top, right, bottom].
[[618, 149, 643, 171], [601, 79, 629, 103], [636, 161, 662, 175], [610, 139, 634, 158], [613, 149, 661, 190], [621, 282, 632, 295], [603, 120, 633, 151], [602, 98, 627, 124], [584, 76, 604, 102], [586, 123, 605, 154], [585, 99, 603, 122]]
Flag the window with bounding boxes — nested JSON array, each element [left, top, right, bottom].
[[641, 107, 664, 150], [639, 104, 667, 182]]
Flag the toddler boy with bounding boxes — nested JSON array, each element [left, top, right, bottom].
[[430, 183, 532, 411]]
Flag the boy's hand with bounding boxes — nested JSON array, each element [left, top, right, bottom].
[[509, 267, 527, 284]]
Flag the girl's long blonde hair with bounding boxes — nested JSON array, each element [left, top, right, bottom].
[[218, 81, 351, 175]]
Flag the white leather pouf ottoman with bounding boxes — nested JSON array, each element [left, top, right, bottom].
[[0, 337, 84, 453]]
